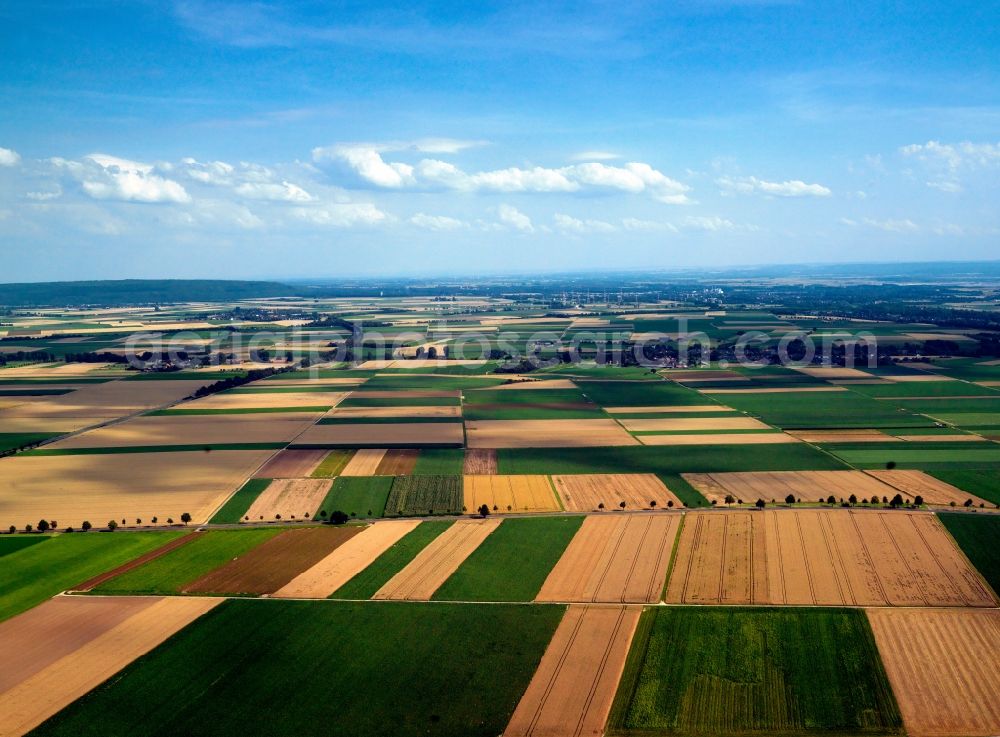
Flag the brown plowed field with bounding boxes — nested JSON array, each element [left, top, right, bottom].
[[180, 391, 346, 411], [867, 608, 1000, 737], [537, 515, 680, 603], [787, 429, 895, 443], [866, 469, 992, 507], [503, 605, 640, 737], [295, 422, 464, 447], [463, 475, 560, 513], [74, 531, 202, 591], [183, 526, 362, 595], [0, 597, 220, 737], [463, 448, 497, 474], [375, 449, 419, 475], [340, 448, 387, 476], [272, 520, 421, 598], [682, 470, 896, 505], [243, 478, 332, 521], [254, 449, 329, 478], [552, 474, 683, 511], [373, 518, 500, 600], [466, 419, 638, 448], [665, 510, 996, 607]]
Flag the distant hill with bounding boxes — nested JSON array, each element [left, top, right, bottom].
[[0, 279, 300, 307]]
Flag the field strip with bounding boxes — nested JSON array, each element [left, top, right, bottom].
[[638, 432, 800, 445], [864, 469, 993, 507], [604, 405, 731, 414], [340, 448, 387, 476], [373, 518, 501, 600], [503, 605, 640, 737], [243, 478, 331, 522], [72, 531, 202, 591], [272, 520, 421, 598], [0, 597, 220, 737], [867, 608, 1000, 737], [618, 416, 771, 432], [254, 449, 329, 478], [552, 474, 683, 511], [463, 475, 561, 513], [700, 386, 848, 394]]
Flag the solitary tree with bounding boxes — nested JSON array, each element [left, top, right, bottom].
[[329, 510, 350, 525], [755, 499, 766, 509], [619, 501, 627, 510], [785, 494, 796, 505], [181, 512, 192, 525], [49, 521, 57, 530], [826, 495, 836, 504], [81, 521, 92, 532], [964, 498, 973, 508], [24, 523, 33, 533], [478, 504, 490, 517], [667, 500, 674, 508], [913, 495, 924, 507], [37, 519, 50, 533], [107, 520, 118, 531], [650, 500, 657, 508], [7, 525, 15, 534], [597, 502, 605, 510], [889, 494, 904, 508], [724, 494, 735, 506], [848, 494, 857, 505]]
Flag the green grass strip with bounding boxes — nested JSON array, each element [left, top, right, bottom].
[[412, 448, 465, 475], [316, 477, 392, 520], [209, 479, 271, 524], [938, 513, 1000, 596], [310, 449, 355, 478]]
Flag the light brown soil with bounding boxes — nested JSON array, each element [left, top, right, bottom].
[[463, 449, 497, 474], [503, 605, 640, 737], [0, 449, 273, 529], [796, 367, 875, 379], [638, 433, 799, 446], [465, 419, 638, 448], [485, 379, 578, 390], [375, 449, 419, 475], [254, 449, 329, 478], [552, 474, 683, 511], [328, 406, 462, 418], [463, 475, 560, 513], [181, 391, 347, 410], [866, 469, 992, 507], [0, 597, 220, 737], [665, 510, 996, 607], [74, 532, 202, 591], [867, 608, 1000, 737], [243, 478, 332, 522], [273, 520, 421, 598], [787, 429, 895, 443], [373, 518, 501, 600], [184, 526, 363, 595], [618, 417, 771, 432], [0, 379, 208, 420], [295, 422, 464, 446], [682, 470, 896, 505], [340, 448, 388, 476], [537, 515, 680, 603], [884, 374, 958, 382]]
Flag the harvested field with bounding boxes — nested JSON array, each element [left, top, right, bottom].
[[884, 374, 958, 382], [464, 448, 497, 474], [0, 380, 208, 421], [180, 391, 346, 410], [489, 379, 578, 390], [384, 474, 463, 516], [665, 510, 996, 607], [243, 478, 332, 522], [504, 605, 639, 737], [604, 405, 731, 414], [681, 469, 896, 505], [796, 366, 876, 379], [867, 608, 1000, 737], [787, 429, 895, 443], [375, 448, 419, 475], [184, 526, 363, 595], [553, 473, 683, 511], [373, 518, 500, 600], [639, 432, 800, 446], [0, 449, 273, 529], [340, 448, 387, 476], [537, 515, 680, 603], [273, 520, 421, 598], [0, 596, 220, 737], [618, 416, 771, 432], [327, 405, 462, 418], [295, 421, 464, 447], [49, 413, 317, 449], [466, 419, 638, 448], [255, 448, 328, 478], [463, 475, 560, 513], [866, 469, 991, 507]]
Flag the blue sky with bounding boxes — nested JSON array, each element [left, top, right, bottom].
[[1, 1, 998, 280]]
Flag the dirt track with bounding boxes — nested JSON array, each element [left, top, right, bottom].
[[503, 605, 640, 737], [537, 515, 679, 603]]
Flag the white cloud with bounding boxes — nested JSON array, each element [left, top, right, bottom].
[[682, 215, 737, 232], [0, 147, 21, 167], [842, 217, 919, 233], [291, 202, 387, 227], [926, 180, 962, 193], [465, 166, 578, 193], [316, 145, 415, 188], [234, 180, 313, 202], [61, 154, 192, 204], [621, 218, 678, 232], [410, 213, 465, 230], [717, 175, 831, 197], [553, 213, 615, 233], [26, 186, 62, 201], [900, 140, 1000, 170], [497, 203, 533, 232], [570, 150, 620, 161]]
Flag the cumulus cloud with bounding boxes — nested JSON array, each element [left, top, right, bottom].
[[0, 147, 20, 166], [553, 213, 615, 233], [497, 203, 533, 232], [900, 140, 1000, 192], [234, 180, 313, 202], [410, 213, 466, 230], [681, 215, 738, 232], [291, 202, 387, 227], [717, 175, 831, 198], [51, 154, 192, 204]]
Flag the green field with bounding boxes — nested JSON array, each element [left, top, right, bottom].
[[498, 443, 848, 475], [0, 534, 48, 557], [412, 448, 465, 474], [433, 516, 583, 601], [330, 520, 454, 599], [92, 528, 283, 595], [928, 469, 1000, 505], [938, 513, 1000, 595], [0, 532, 184, 622], [576, 380, 711, 407], [311, 449, 354, 477], [318, 476, 393, 519], [609, 607, 903, 736], [846, 382, 998, 398], [209, 478, 270, 524], [31, 599, 564, 737], [384, 475, 464, 515], [0, 432, 60, 452], [362, 374, 508, 391], [831, 446, 1000, 469], [716, 391, 934, 429]]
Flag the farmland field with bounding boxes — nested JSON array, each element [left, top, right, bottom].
[[208, 478, 270, 524], [384, 474, 464, 515], [317, 476, 393, 519], [928, 468, 1000, 505], [29, 600, 564, 737], [938, 513, 1000, 595], [608, 607, 903, 736]]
